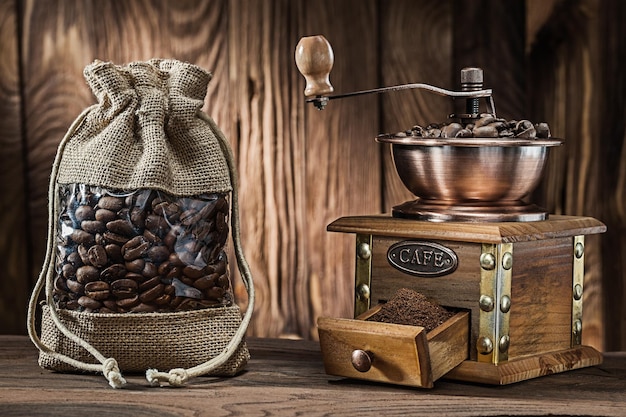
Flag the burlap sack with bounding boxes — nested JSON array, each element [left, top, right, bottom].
[[27, 59, 255, 388], [57, 59, 231, 196]]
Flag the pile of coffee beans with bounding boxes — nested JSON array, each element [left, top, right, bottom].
[[53, 185, 233, 313], [384, 114, 551, 139]]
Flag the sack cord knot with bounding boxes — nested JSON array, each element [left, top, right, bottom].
[[103, 357, 126, 389]]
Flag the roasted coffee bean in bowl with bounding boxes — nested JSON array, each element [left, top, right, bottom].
[[53, 185, 234, 313], [376, 116, 562, 205]]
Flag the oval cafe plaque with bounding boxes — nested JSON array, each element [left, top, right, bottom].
[[387, 241, 458, 277]]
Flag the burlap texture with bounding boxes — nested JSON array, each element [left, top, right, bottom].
[[39, 304, 249, 376], [37, 59, 250, 379], [56, 59, 231, 196]]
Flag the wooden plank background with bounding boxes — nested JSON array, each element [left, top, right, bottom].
[[0, 0, 624, 351]]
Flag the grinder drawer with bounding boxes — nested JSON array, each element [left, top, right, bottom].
[[318, 308, 469, 388]]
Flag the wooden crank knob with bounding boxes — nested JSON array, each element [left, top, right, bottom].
[[295, 35, 335, 97]]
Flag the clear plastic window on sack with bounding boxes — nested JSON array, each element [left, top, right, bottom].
[[54, 184, 234, 313]]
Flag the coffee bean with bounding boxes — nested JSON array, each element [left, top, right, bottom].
[[54, 186, 235, 312], [142, 261, 158, 278], [76, 266, 99, 284], [66, 279, 84, 295], [125, 258, 145, 274], [216, 197, 229, 213], [74, 205, 95, 222], [62, 263, 76, 279], [106, 219, 136, 237], [66, 251, 83, 267], [130, 303, 157, 313], [140, 283, 164, 303], [399, 118, 551, 139], [145, 214, 169, 236], [183, 265, 205, 279], [142, 229, 161, 244], [218, 273, 230, 290], [216, 212, 227, 234], [95, 209, 117, 223], [71, 229, 94, 246], [87, 245, 108, 268], [166, 266, 183, 280], [472, 125, 499, 138], [122, 236, 149, 261], [78, 295, 102, 310], [138, 276, 161, 292], [164, 284, 175, 296], [214, 259, 227, 275], [111, 278, 138, 299], [98, 196, 124, 211], [81, 220, 106, 234], [153, 294, 172, 306], [130, 207, 146, 229], [163, 227, 180, 250], [103, 231, 129, 246], [193, 274, 218, 290], [147, 245, 170, 263], [84, 281, 110, 300], [180, 209, 199, 226], [441, 122, 463, 138], [168, 252, 186, 267], [105, 244, 124, 263], [205, 286, 224, 301], [54, 276, 69, 293], [116, 295, 140, 309], [101, 264, 127, 282], [125, 272, 145, 282], [102, 299, 118, 312]]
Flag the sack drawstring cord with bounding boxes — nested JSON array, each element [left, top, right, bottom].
[[27, 108, 254, 389]]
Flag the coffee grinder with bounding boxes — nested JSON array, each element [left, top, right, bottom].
[[295, 35, 606, 387]]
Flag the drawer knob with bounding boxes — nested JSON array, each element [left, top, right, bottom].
[[351, 349, 374, 372]]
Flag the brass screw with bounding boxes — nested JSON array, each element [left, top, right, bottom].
[[573, 284, 583, 301], [357, 242, 371, 260], [477, 336, 493, 355], [573, 319, 582, 336], [480, 253, 496, 270], [575, 242, 584, 259], [479, 295, 494, 312], [502, 252, 513, 270], [356, 283, 370, 301], [499, 335, 510, 353], [500, 295, 511, 313]]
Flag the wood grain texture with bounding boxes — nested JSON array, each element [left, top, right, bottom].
[[453, 0, 526, 121], [528, 0, 626, 350], [0, 0, 29, 334], [1, 336, 625, 416], [328, 214, 605, 243], [18, 0, 231, 329], [302, 0, 381, 337], [1, 0, 625, 351], [318, 311, 469, 388], [447, 345, 603, 385], [596, 0, 626, 352], [508, 238, 573, 358], [380, 0, 453, 211], [227, 0, 309, 337]]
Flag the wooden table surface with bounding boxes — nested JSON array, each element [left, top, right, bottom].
[[0, 335, 624, 416]]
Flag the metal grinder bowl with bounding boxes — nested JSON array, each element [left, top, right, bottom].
[[376, 135, 563, 222]]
